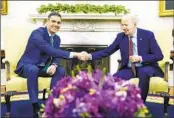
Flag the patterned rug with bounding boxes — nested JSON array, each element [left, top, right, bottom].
[[1, 93, 174, 118], [1, 93, 174, 105]]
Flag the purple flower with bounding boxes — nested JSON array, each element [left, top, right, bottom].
[[44, 69, 151, 118]]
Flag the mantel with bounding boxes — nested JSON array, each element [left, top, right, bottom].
[[29, 14, 122, 21], [29, 14, 122, 32]]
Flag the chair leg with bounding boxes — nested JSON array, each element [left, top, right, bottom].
[[4, 91, 16, 118], [164, 95, 169, 118], [160, 92, 170, 118], [42, 89, 47, 100], [4, 94, 11, 118]]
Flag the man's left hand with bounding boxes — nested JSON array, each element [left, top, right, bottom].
[[47, 65, 57, 75], [129, 55, 142, 63]]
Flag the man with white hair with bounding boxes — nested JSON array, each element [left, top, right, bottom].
[[83, 13, 164, 102]]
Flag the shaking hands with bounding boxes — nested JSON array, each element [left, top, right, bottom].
[[72, 51, 91, 61]]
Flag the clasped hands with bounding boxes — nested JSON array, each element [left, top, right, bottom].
[[73, 51, 91, 61], [129, 55, 142, 63], [46, 51, 90, 75]]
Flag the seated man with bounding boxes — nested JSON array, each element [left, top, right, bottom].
[[82, 13, 164, 103], [14, 12, 87, 118]]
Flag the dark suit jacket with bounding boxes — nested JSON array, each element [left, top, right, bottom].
[[92, 28, 164, 73], [14, 27, 70, 75]]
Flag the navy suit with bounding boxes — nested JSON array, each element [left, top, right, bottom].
[[92, 28, 164, 101], [14, 27, 70, 103]]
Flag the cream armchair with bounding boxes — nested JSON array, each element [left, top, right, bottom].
[[117, 30, 173, 117], [2, 27, 51, 117]]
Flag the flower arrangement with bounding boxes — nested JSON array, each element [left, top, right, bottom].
[[43, 67, 151, 118]]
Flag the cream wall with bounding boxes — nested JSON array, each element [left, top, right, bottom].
[[1, 1, 173, 49]]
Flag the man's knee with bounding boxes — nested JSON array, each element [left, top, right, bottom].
[[54, 66, 65, 77], [22, 65, 39, 78], [138, 67, 153, 78], [28, 65, 40, 74], [113, 70, 133, 80]]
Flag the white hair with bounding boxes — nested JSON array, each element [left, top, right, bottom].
[[122, 13, 139, 25]]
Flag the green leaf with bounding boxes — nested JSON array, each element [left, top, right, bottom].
[[37, 3, 129, 15], [71, 70, 75, 78], [76, 65, 81, 72]]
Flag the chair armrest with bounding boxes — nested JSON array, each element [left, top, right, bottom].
[[117, 59, 172, 82], [164, 59, 173, 82], [2, 58, 11, 81], [167, 59, 173, 64]]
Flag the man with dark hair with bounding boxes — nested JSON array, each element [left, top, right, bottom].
[[14, 12, 87, 118], [48, 12, 62, 19]]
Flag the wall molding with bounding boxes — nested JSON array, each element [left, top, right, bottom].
[[29, 14, 122, 32]]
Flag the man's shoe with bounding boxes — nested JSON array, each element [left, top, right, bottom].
[[33, 111, 42, 118], [32, 103, 41, 118]]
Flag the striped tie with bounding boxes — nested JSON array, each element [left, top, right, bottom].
[[50, 36, 54, 47], [129, 36, 136, 77]]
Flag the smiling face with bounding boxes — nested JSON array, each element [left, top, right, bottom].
[[121, 15, 137, 36], [47, 15, 61, 35]]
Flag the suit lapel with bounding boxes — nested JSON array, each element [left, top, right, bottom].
[[121, 35, 129, 67], [121, 35, 129, 58], [44, 27, 51, 42], [137, 28, 142, 55], [125, 35, 129, 55]]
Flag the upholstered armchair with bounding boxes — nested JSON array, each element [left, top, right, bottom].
[[117, 30, 173, 117], [2, 27, 51, 117]]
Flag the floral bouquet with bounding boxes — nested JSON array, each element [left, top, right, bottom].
[[42, 66, 151, 118]]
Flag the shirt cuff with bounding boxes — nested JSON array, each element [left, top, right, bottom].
[[89, 54, 92, 60], [69, 52, 73, 58], [139, 56, 143, 62]]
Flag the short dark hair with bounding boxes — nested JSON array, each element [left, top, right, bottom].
[[48, 12, 61, 19]]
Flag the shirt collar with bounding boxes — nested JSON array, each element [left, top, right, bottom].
[[47, 27, 55, 37], [131, 28, 137, 38]]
